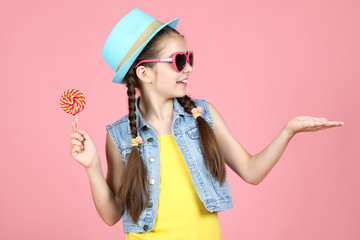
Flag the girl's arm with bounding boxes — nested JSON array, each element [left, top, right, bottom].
[[207, 102, 344, 185], [245, 126, 293, 185], [70, 123, 124, 225], [85, 158, 123, 226]]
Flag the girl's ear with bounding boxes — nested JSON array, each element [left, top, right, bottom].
[[136, 66, 153, 84]]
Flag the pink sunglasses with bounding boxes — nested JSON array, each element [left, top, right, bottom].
[[134, 51, 194, 73]]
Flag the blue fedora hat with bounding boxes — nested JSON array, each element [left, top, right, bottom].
[[102, 8, 179, 84]]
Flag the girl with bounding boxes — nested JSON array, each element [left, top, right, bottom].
[[69, 8, 344, 240]]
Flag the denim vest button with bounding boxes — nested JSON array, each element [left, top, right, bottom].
[[149, 157, 155, 162], [147, 138, 154, 142], [147, 202, 153, 208], [143, 225, 149, 231], [149, 178, 155, 185], [143, 125, 148, 130]]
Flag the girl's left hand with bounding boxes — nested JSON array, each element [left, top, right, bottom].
[[285, 116, 344, 136]]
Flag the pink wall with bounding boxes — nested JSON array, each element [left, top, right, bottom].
[[1, 0, 358, 239]]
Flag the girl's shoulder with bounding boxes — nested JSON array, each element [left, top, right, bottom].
[[105, 114, 129, 131], [105, 115, 131, 151]]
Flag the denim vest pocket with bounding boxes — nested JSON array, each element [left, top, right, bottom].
[[186, 125, 200, 139], [186, 124, 203, 154]]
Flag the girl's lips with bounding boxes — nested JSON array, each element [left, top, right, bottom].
[[176, 79, 188, 86], [176, 79, 188, 83]]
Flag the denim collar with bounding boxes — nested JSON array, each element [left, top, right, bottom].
[[130, 96, 191, 133]]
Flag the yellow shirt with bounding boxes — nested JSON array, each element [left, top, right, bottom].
[[126, 134, 220, 240]]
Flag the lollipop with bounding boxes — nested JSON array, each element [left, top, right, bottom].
[[60, 89, 86, 132]]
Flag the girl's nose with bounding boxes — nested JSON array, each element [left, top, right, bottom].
[[183, 62, 193, 73]]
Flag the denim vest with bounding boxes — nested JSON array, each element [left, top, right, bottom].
[[105, 97, 233, 233]]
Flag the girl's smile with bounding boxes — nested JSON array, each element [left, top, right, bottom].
[[176, 78, 188, 86]]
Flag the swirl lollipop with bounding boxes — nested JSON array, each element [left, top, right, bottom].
[[60, 89, 86, 132]]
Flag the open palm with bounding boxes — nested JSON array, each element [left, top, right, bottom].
[[285, 116, 344, 136]]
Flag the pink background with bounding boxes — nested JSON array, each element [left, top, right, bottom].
[[1, 0, 359, 239]]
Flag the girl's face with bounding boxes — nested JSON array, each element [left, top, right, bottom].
[[148, 36, 193, 99]]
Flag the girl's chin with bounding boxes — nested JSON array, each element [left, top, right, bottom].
[[170, 91, 187, 99]]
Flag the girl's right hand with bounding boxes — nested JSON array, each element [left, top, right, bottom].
[[70, 122, 100, 169]]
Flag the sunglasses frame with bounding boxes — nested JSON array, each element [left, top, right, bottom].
[[134, 51, 194, 73]]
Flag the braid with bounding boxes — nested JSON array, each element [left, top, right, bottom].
[[126, 75, 139, 138], [116, 71, 150, 225], [176, 95, 195, 112], [177, 95, 227, 186]]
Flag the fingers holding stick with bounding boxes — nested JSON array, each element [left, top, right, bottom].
[[70, 122, 85, 156]]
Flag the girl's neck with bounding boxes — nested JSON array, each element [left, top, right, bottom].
[[138, 95, 175, 123]]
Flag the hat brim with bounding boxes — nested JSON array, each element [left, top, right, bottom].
[[112, 18, 179, 84]]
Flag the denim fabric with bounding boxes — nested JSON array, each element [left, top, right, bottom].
[[106, 97, 233, 233]]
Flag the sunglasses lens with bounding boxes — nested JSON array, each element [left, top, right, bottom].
[[175, 53, 187, 72], [189, 52, 193, 67]]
